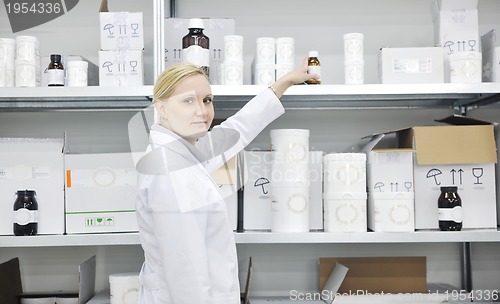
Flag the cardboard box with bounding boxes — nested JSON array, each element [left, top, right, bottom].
[[481, 29, 500, 82], [242, 151, 324, 231], [99, 12, 144, 51], [409, 115, 497, 229], [65, 153, 139, 234], [0, 137, 65, 235], [164, 18, 235, 84], [323, 192, 367, 233], [98, 50, 144, 86], [378, 47, 444, 84], [369, 192, 415, 232], [319, 257, 427, 294], [210, 156, 239, 231]]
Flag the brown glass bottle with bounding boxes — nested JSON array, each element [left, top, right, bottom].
[[438, 186, 462, 231], [48, 54, 64, 86], [182, 18, 210, 78], [305, 51, 321, 84], [13, 190, 39, 236]]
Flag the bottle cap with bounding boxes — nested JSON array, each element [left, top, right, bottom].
[[50, 54, 62, 62], [309, 51, 318, 57], [188, 18, 204, 29]]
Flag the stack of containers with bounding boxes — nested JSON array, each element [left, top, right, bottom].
[[253, 37, 276, 86], [221, 35, 244, 85], [275, 37, 295, 79], [343, 33, 364, 85], [15, 36, 40, 87], [323, 153, 367, 232], [0, 38, 16, 87], [270, 129, 310, 233]]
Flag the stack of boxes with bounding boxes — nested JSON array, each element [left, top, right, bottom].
[[323, 153, 367, 232], [252, 37, 295, 85], [0, 38, 16, 87], [98, 11, 145, 86]]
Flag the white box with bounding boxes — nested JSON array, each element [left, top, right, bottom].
[[164, 18, 235, 84], [243, 151, 323, 231], [98, 50, 144, 86], [323, 192, 367, 232], [378, 47, 444, 84], [99, 12, 144, 50], [368, 192, 415, 232], [65, 153, 138, 234], [481, 29, 500, 82], [0, 137, 65, 235]]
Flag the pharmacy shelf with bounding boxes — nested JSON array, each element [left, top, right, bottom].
[[1, 83, 500, 111], [1, 229, 500, 247]]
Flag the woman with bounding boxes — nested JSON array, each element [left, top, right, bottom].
[[135, 59, 318, 304]]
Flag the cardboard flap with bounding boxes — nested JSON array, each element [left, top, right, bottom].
[[319, 257, 427, 294], [413, 125, 497, 165], [437, 0, 478, 10], [99, 0, 108, 12], [0, 258, 23, 304], [481, 29, 497, 53], [435, 114, 493, 126]]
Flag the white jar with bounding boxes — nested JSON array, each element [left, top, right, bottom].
[[224, 35, 244, 62], [15, 59, 37, 87], [276, 37, 294, 65], [221, 60, 244, 85], [0, 38, 16, 69], [66, 60, 88, 87], [15, 36, 38, 61], [256, 37, 276, 64], [344, 33, 364, 63], [449, 51, 482, 83]]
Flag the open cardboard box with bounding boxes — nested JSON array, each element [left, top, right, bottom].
[[0, 256, 96, 304]]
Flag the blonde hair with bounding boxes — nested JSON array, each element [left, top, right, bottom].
[[153, 63, 208, 103]]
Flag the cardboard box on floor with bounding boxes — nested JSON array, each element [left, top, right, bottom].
[[319, 257, 427, 294]]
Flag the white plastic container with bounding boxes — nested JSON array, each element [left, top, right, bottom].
[[449, 51, 482, 83], [253, 63, 275, 85], [221, 60, 244, 85], [5, 68, 15, 87], [15, 59, 37, 87], [0, 38, 16, 69], [323, 192, 367, 232], [66, 60, 89, 87], [224, 35, 244, 62], [323, 153, 366, 193], [109, 272, 140, 304], [271, 181, 310, 233], [271, 129, 310, 183], [0, 63, 6, 87], [276, 63, 294, 80], [368, 192, 415, 232], [344, 59, 364, 84], [256, 37, 276, 64], [344, 33, 364, 62], [276, 37, 295, 65], [15, 36, 38, 61]]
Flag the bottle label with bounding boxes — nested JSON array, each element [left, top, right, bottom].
[[308, 65, 321, 78], [183, 45, 210, 68], [438, 206, 463, 223], [13, 208, 39, 225], [48, 69, 65, 85]]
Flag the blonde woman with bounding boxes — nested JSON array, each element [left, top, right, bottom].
[[135, 60, 318, 304]]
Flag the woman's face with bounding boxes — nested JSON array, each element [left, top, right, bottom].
[[157, 74, 214, 144]]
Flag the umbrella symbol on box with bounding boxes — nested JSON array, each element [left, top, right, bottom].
[[103, 24, 114, 35], [426, 168, 442, 185], [374, 182, 384, 192], [254, 177, 270, 194], [102, 61, 113, 73]]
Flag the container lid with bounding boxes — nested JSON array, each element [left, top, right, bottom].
[[0, 38, 16, 44], [276, 37, 295, 44], [50, 54, 62, 62], [224, 35, 244, 42], [188, 18, 204, 29], [270, 129, 310, 137], [308, 51, 319, 57], [324, 153, 366, 162], [15, 36, 38, 42], [256, 37, 276, 44], [343, 33, 364, 40]]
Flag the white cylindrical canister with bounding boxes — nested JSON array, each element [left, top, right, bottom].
[[276, 63, 294, 80], [271, 181, 310, 233], [449, 51, 482, 83], [344, 59, 364, 84], [5, 68, 15, 87], [0, 63, 6, 87], [224, 35, 244, 62], [0, 38, 16, 69], [66, 60, 89, 87], [276, 37, 295, 65], [253, 63, 275, 86], [109, 272, 140, 304], [323, 192, 367, 233], [344, 33, 364, 62], [271, 129, 310, 183], [222, 60, 244, 85], [256, 37, 276, 64], [323, 153, 366, 193], [15, 59, 37, 87], [15, 36, 38, 61]]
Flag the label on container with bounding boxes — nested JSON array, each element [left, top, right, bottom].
[[13, 208, 39, 225], [308, 65, 321, 78], [438, 206, 463, 223], [393, 58, 432, 74], [183, 45, 209, 68], [48, 69, 65, 85]]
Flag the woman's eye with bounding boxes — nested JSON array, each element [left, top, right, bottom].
[[184, 98, 195, 104], [203, 97, 213, 104]]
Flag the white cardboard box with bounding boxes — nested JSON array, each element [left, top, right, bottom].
[[65, 153, 138, 234], [99, 12, 144, 51], [164, 18, 235, 84], [242, 150, 323, 231], [98, 50, 144, 86], [481, 29, 500, 82], [368, 192, 415, 232], [0, 137, 65, 235], [378, 47, 444, 84], [323, 192, 367, 232]]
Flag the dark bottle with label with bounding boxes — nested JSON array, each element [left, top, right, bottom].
[[305, 51, 321, 84], [182, 18, 210, 78], [48, 54, 65, 86], [13, 190, 39, 236], [438, 186, 462, 231]]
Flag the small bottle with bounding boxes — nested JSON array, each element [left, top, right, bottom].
[[438, 186, 462, 231], [182, 18, 210, 78], [305, 51, 321, 84], [48, 54, 64, 86], [13, 190, 39, 236]]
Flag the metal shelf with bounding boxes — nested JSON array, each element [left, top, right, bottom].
[[1, 229, 499, 247]]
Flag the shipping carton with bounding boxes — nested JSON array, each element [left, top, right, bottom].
[[65, 153, 139, 234], [319, 257, 427, 294], [0, 137, 65, 235], [164, 18, 235, 84], [98, 50, 144, 86], [378, 47, 444, 84], [481, 29, 500, 82], [99, 12, 144, 51]]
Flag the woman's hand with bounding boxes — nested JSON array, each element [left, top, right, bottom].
[[270, 58, 320, 98]]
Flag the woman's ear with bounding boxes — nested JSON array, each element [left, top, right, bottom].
[[154, 101, 167, 120]]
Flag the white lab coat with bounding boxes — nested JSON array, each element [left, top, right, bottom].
[[135, 88, 284, 304]]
